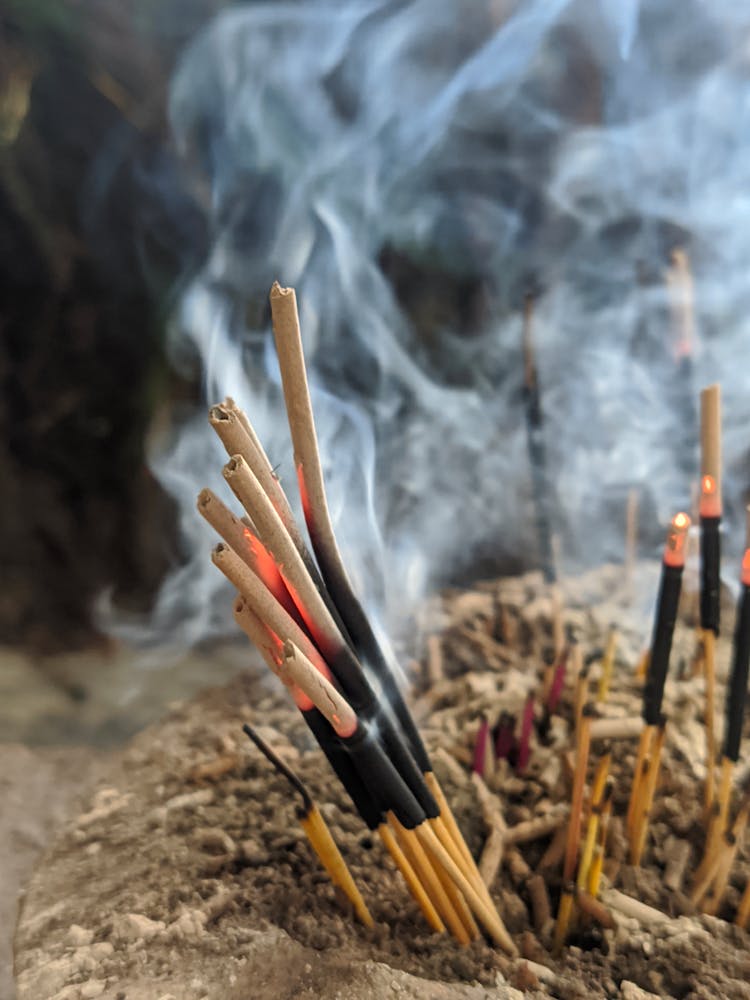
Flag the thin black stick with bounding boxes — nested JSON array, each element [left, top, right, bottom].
[[243, 723, 313, 814], [522, 295, 555, 583]]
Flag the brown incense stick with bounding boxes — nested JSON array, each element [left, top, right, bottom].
[[198, 488, 304, 628], [214, 543, 331, 685], [223, 454, 349, 663], [268, 283, 356, 618], [700, 384, 722, 507], [282, 641, 358, 738], [590, 716, 642, 741], [666, 248, 695, 363]]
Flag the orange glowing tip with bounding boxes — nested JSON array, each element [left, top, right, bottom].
[[742, 550, 750, 588], [663, 512, 691, 568], [699, 474, 722, 518]]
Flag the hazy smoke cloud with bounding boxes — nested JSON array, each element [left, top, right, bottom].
[[138, 0, 750, 646]]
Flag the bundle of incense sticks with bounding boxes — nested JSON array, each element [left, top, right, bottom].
[[201, 283, 516, 953]]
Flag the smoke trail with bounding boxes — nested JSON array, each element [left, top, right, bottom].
[[137, 0, 750, 646]]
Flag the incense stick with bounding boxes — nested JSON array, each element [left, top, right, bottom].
[[699, 383, 722, 813], [269, 283, 435, 788], [241, 724, 374, 927], [522, 294, 555, 583], [209, 402, 320, 581], [554, 705, 593, 951]]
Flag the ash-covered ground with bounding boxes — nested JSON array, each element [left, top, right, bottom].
[[11, 564, 750, 1000]]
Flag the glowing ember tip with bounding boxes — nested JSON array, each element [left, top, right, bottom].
[[742, 549, 750, 588], [664, 512, 690, 567], [702, 475, 716, 496]]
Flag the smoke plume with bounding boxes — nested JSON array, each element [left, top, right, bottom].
[[139, 0, 750, 647]]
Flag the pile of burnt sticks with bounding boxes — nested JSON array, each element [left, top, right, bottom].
[[199, 283, 516, 953]]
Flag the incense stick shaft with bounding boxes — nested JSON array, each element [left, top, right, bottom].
[[700, 384, 722, 504], [300, 805, 374, 927], [415, 824, 517, 955], [378, 824, 445, 934], [703, 630, 717, 812], [389, 815, 471, 946]]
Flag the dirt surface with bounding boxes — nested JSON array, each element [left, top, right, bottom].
[[1, 744, 106, 1000], [13, 564, 750, 999]]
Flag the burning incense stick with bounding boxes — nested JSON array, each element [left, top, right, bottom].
[[522, 294, 555, 583], [222, 455, 445, 834], [281, 640, 358, 737], [197, 488, 305, 628], [223, 454, 348, 659], [209, 402, 320, 581], [699, 383, 722, 811], [627, 513, 689, 855], [279, 690, 474, 944], [666, 248, 698, 479], [268, 282, 510, 939], [241, 723, 373, 927], [234, 595, 386, 837], [201, 282, 528, 955], [268, 284, 439, 796], [719, 511, 750, 813], [697, 531, 750, 889]]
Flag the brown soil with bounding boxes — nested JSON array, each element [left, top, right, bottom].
[[13, 564, 750, 999], [1, 744, 107, 1000]]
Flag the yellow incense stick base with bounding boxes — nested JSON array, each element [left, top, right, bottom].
[[389, 815, 471, 946], [300, 805, 374, 928], [378, 824, 445, 934]]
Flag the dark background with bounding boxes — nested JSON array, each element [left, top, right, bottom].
[[0, 1, 227, 651]]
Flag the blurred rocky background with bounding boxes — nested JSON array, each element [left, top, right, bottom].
[[0, 0, 217, 656]]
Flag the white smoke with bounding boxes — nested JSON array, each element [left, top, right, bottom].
[[134, 0, 750, 647]]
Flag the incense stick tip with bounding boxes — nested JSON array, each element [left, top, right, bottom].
[[223, 454, 245, 477], [209, 403, 231, 424], [211, 541, 230, 564], [270, 280, 293, 299]]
